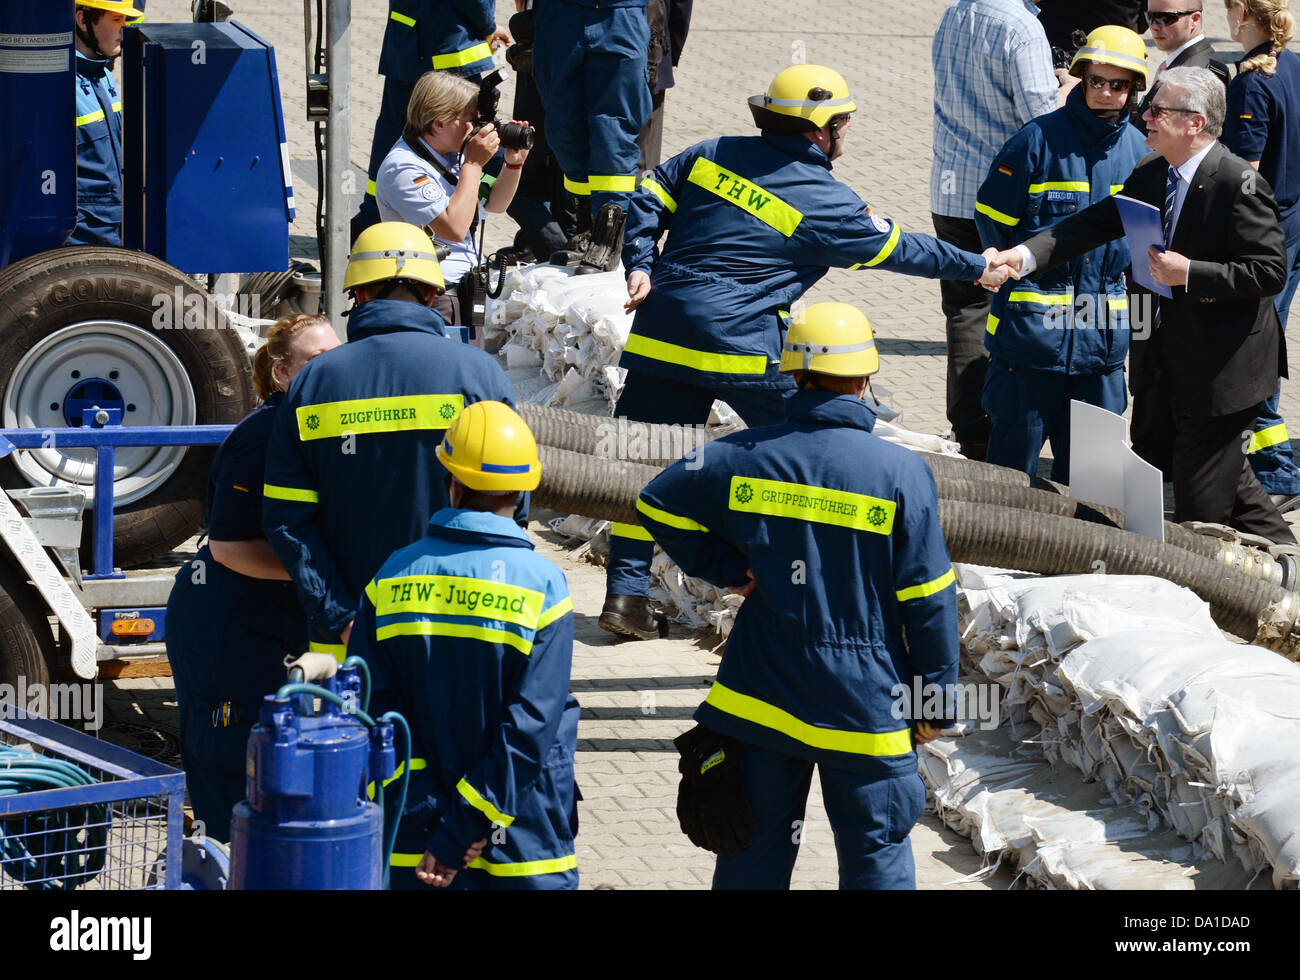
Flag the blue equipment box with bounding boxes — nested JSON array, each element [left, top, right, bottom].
[[121, 20, 293, 274]]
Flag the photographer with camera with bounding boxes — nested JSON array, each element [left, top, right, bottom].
[[375, 71, 531, 339]]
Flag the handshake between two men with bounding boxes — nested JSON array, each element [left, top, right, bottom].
[[977, 245, 1193, 291]]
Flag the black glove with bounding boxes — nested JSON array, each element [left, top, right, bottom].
[[673, 724, 756, 855]]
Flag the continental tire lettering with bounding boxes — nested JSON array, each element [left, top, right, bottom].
[[296, 394, 465, 440], [728, 475, 896, 534]]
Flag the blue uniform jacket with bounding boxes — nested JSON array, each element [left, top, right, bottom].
[[1223, 45, 1300, 245], [379, 0, 495, 81], [637, 390, 960, 776], [350, 508, 579, 881], [71, 51, 124, 247], [974, 86, 1147, 374], [619, 131, 988, 390], [262, 299, 520, 651]]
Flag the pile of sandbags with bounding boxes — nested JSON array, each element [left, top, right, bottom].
[[486, 264, 630, 411], [941, 567, 1300, 888]]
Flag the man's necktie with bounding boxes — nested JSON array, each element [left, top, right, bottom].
[[1154, 165, 1179, 334]]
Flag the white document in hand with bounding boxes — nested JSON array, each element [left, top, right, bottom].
[[1114, 194, 1172, 298]]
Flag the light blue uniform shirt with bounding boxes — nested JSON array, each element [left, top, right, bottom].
[[375, 136, 481, 285]]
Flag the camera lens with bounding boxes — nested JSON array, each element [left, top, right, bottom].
[[498, 121, 536, 151]]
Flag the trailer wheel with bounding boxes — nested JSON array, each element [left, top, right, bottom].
[[0, 558, 57, 701], [0, 247, 256, 568]]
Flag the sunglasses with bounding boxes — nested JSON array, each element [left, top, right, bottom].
[[1146, 102, 1201, 119], [1084, 73, 1135, 93], [1148, 9, 1201, 27]]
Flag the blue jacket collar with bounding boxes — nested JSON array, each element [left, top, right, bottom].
[[427, 507, 534, 550], [784, 388, 877, 432], [75, 50, 111, 76], [760, 130, 833, 171], [1064, 83, 1131, 148], [345, 298, 449, 342]]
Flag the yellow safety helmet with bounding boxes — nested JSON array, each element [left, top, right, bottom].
[[749, 65, 857, 133], [344, 221, 446, 292], [76, 0, 146, 19], [436, 401, 542, 493], [779, 302, 878, 377], [1070, 25, 1148, 90]]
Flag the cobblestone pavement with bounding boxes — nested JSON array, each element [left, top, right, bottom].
[[119, 1, 1269, 888]]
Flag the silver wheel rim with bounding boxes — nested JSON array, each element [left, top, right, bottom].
[[3, 320, 197, 507]]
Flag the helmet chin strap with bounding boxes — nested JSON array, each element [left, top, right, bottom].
[[74, 10, 109, 61]]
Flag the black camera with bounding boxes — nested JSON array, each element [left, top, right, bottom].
[[475, 68, 535, 152], [504, 9, 533, 75], [1051, 29, 1090, 72]]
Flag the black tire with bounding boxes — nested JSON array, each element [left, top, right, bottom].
[[0, 556, 57, 701], [0, 248, 256, 568]]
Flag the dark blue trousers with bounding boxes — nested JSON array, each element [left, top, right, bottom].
[[1249, 235, 1300, 495], [712, 742, 926, 890], [533, 1, 651, 213], [606, 371, 789, 597], [982, 359, 1126, 485], [166, 547, 306, 842]]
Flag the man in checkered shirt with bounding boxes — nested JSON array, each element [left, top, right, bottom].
[[930, 0, 1074, 459]]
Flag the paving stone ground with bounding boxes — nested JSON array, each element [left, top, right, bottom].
[[111, 1, 1280, 889]]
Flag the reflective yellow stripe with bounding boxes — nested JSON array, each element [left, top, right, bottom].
[[610, 521, 654, 541], [623, 332, 769, 375], [563, 176, 590, 196], [641, 177, 677, 212], [974, 201, 1020, 226], [365, 579, 379, 606], [1027, 180, 1090, 194], [376, 620, 534, 656], [390, 10, 416, 26], [457, 777, 514, 827], [1108, 296, 1128, 311], [432, 41, 492, 69], [76, 109, 105, 126], [860, 221, 901, 268], [111, 101, 122, 114], [536, 596, 573, 631], [1109, 184, 1125, 195], [374, 574, 544, 630], [686, 157, 803, 236], [636, 497, 709, 533], [296, 394, 465, 440], [986, 314, 1000, 336], [588, 174, 637, 192], [263, 483, 319, 503], [1007, 290, 1072, 305], [896, 567, 956, 602], [1248, 423, 1290, 454], [308, 640, 347, 663], [367, 757, 428, 799], [390, 852, 422, 867], [728, 475, 896, 534], [366, 179, 377, 197], [705, 681, 913, 756], [467, 853, 577, 877]]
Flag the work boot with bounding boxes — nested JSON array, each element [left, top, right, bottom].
[[574, 204, 626, 275], [1270, 493, 1300, 515], [549, 198, 593, 267], [598, 594, 667, 641]]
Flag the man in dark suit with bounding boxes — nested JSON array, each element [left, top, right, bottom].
[[989, 66, 1296, 544], [1134, 0, 1230, 133]]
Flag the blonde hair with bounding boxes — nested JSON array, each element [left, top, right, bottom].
[[402, 71, 479, 144], [252, 313, 331, 400], [1231, 0, 1295, 75]]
